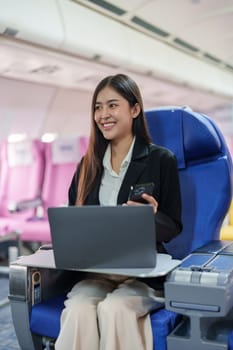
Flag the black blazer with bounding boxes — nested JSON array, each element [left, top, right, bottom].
[[68, 138, 182, 253]]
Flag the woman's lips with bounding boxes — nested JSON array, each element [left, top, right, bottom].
[[101, 122, 115, 130]]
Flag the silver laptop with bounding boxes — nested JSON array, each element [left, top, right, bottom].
[[48, 205, 180, 277]]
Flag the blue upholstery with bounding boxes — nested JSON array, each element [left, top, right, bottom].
[[30, 296, 181, 349], [229, 331, 233, 349], [30, 296, 66, 339], [146, 106, 233, 259], [29, 106, 233, 349], [150, 309, 182, 350]]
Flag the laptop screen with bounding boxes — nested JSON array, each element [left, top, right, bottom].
[[48, 205, 156, 270]]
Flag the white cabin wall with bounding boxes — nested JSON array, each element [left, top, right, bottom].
[[0, 77, 91, 141], [0, 77, 55, 140], [43, 88, 92, 138]]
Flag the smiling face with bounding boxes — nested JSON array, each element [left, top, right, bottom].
[[94, 86, 139, 144]]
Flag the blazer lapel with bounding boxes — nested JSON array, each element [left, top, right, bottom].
[[86, 139, 150, 205], [117, 140, 149, 204], [85, 174, 102, 205]]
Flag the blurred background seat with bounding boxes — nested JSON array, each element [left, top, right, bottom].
[[19, 136, 89, 245], [0, 139, 45, 261]]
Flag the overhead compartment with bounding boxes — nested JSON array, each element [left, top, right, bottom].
[[57, 0, 130, 66], [57, 0, 233, 97], [125, 27, 233, 97], [0, 0, 64, 49], [0, 0, 232, 98], [124, 27, 173, 77]]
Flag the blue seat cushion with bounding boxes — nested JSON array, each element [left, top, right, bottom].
[[30, 296, 180, 348], [150, 308, 181, 350], [30, 296, 66, 339], [229, 331, 233, 349], [31, 297, 233, 349]]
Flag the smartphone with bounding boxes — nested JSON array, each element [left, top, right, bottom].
[[128, 182, 155, 204]]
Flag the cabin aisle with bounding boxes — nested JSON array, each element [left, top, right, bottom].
[[0, 275, 20, 350]]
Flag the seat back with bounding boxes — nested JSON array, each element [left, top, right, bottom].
[[41, 137, 88, 215], [79, 136, 89, 158], [0, 139, 45, 220], [145, 106, 233, 259]]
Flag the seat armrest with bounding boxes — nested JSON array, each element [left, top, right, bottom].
[[9, 263, 83, 350], [9, 262, 84, 304], [39, 244, 53, 250], [8, 197, 43, 213]]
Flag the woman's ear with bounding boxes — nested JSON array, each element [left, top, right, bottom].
[[132, 103, 141, 119]]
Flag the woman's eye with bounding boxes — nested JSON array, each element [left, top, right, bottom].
[[94, 105, 101, 111], [109, 103, 117, 108]]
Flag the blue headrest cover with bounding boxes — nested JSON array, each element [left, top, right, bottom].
[[145, 107, 222, 169]]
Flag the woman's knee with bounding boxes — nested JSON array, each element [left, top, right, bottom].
[[97, 295, 128, 319], [65, 295, 97, 317]]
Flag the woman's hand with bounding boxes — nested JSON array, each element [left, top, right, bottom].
[[126, 193, 158, 213]]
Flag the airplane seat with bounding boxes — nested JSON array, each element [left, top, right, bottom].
[[0, 140, 45, 248], [79, 135, 89, 156], [146, 106, 233, 259], [20, 137, 85, 243], [9, 107, 233, 350], [229, 331, 233, 349], [146, 106, 233, 350]]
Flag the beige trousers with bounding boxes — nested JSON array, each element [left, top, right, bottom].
[[55, 275, 163, 350]]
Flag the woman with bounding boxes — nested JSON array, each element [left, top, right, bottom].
[[55, 74, 182, 350]]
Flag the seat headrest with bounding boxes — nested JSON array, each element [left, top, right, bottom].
[[51, 138, 79, 164], [145, 106, 222, 169], [7, 140, 33, 167]]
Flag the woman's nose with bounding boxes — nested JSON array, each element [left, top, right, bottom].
[[100, 106, 110, 119]]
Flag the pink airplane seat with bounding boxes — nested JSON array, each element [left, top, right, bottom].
[[79, 135, 89, 157], [0, 139, 45, 239], [20, 136, 89, 243]]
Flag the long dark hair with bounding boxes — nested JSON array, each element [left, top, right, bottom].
[[76, 74, 151, 205]]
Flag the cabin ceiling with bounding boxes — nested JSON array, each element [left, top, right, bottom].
[[0, 0, 232, 135], [0, 37, 230, 113], [76, 0, 233, 69]]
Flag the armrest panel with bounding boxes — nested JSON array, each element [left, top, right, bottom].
[[9, 263, 83, 303], [9, 263, 84, 350], [8, 197, 42, 213]]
